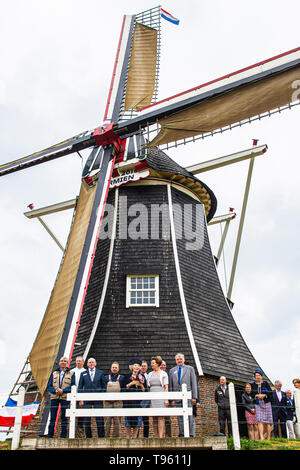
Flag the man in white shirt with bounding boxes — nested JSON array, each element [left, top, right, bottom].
[[71, 356, 86, 437], [72, 356, 86, 387]]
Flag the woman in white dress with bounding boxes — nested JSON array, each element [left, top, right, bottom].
[[147, 356, 169, 438]]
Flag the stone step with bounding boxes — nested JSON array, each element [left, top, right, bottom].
[[21, 436, 227, 451]]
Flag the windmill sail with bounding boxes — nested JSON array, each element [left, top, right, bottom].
[[28, 180, 98, 394], [0, 130, 95, 177], [115, 47, 300, 146], [27, 9, 161, 399], [104, 7, 161, 124], [124, 23, 158, 110]]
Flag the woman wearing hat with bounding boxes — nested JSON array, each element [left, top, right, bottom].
[[251, 369, 273, 440], [123, 358, 147, 438]]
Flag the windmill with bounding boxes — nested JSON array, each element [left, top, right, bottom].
[[1, 5, 299, 437]]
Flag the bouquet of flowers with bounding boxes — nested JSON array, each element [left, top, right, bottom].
[[131, 371, 145, 386]]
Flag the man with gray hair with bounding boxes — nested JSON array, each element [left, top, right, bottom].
[[47, 356, 75, 438], [78, 357, 106, 438], [271, 380, 287, 438], [214, 376, 231, 436], [169, 353, 198, 437]]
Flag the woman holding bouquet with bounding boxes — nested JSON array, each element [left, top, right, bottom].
[[123, 358, 147, 438]]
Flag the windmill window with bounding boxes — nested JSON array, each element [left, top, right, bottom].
[[126, 275, 159, 307]]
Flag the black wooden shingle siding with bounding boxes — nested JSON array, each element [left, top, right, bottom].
[[86, 185, 194, 373], [72, 181, 262, 382], [171, 187, 262, 382], [71, 190, 115, 364]]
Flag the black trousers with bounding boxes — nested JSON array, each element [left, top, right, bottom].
[[84, 401, 104, 438], [218, 407, 232, 436], [142, 416, 149, 437], [273, 411, 287, 438], [48, 399, 69, 438]]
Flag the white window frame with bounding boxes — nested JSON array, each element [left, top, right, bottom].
[[126, 275, 159, 308]]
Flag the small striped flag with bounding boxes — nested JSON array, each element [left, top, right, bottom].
[[161, 8, 180, 25]]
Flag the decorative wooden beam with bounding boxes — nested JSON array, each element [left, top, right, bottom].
[[23, 199, 77, 219], [185, 144, 267, 174]]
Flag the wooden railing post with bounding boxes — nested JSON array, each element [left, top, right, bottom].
[[229, 382, 240, 450], [181, 384, 190, 438], [11, 386, 25, 450], [68, 385, 77, 439]]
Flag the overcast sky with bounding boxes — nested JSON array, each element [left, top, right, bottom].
[[0, 0, 299, 405]]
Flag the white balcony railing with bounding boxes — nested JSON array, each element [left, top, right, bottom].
[[66, 384, 192, 438]]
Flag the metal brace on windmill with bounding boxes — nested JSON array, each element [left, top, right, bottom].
[[1, 5, 299, 436]]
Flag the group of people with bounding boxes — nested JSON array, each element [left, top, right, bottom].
[[47, 353, 198, 439], [214, 369, 300, 441], [47, 356, 299, 441]]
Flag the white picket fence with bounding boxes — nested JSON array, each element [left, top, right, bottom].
[[66, 384, 192, 439], [5, 384, 300, 450]]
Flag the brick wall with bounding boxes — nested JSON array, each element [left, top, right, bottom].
[[196, 375, 219, 436]]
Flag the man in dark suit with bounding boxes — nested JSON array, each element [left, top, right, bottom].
[[169, 353, 198, 437], [271, 380, 287, 438], [214, 376, 232, 436], [78, 357, 106, 438]]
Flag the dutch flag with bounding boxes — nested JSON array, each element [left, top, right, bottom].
[[0, 397, 39, 427], [161, 8, 180, 25]]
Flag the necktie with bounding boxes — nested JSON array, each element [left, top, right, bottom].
[[60, 370, 65, 387], [90, 369, 95, 382], [178, 366, 182, 385]]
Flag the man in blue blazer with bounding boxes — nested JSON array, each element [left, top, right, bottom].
[[78, 357, 106, 438], [271, 380, 287, 438]]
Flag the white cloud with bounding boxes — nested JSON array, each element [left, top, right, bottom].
[[0, 340, 6, 367]]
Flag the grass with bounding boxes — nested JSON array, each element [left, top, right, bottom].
[[227, 437, 300, 450], [0, 441, 11, 451]]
